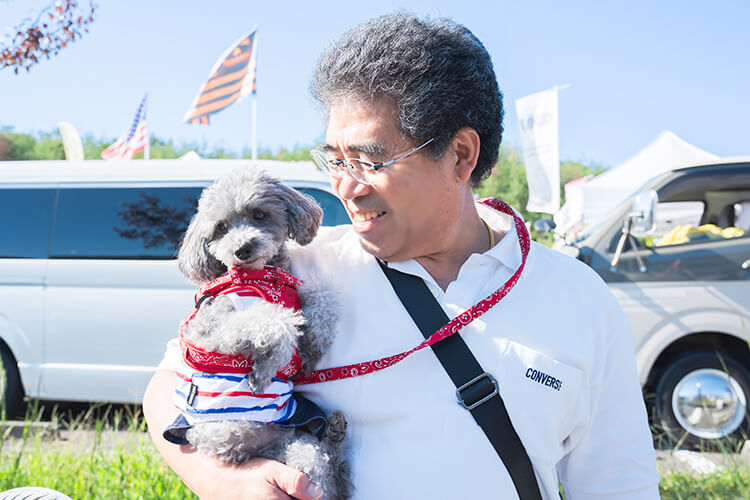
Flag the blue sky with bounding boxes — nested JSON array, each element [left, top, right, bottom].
[[1, 1, 748, 168]]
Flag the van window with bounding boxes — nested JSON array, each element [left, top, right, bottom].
[[50, 187, 201, 259], [297, 188, 350, 226], [647, 198, 748, 248], [645, 201, 705, 247], [734, 201, 750, 231], [0, 188, 55, 258]]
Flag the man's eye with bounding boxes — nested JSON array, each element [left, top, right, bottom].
[[252, 210, 265, 220]]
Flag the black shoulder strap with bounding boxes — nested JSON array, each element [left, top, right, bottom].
[[377, 259, 542, 500]]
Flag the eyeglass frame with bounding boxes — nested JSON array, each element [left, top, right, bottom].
[[310, 137, 435, 185]]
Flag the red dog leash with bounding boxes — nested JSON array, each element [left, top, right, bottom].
[[294, 198, 530, 385]]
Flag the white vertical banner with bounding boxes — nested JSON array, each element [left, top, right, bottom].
[[515, 87, 560, 214], [58, 121, 84, 161]]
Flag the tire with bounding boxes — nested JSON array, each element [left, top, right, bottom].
[[0, 344, 24, 417], [654, 351, 750, 449], [0, 487, 72, 500]]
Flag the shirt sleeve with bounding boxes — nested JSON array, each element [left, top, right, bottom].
[[156, 337, 181, 372], [557, 290, 660, 499]]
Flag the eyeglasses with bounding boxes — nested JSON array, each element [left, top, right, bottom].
[[310, 138, 435, 186]]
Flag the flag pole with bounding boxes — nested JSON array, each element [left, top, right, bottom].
[[251, 94, 257, 160], [251, 31, 258, 160], [144, 96, 150, 160]]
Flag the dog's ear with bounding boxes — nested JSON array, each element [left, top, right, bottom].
[[275, 182, 323, 245], [177, 213, 226, 283]]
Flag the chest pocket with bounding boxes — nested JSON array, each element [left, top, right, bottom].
[[494, 338, 586, 464]]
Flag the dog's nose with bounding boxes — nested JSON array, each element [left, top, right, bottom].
[[235, 242, 256, 261]]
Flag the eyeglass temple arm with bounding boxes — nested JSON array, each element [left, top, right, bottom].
[[380, 137, 435, 168]]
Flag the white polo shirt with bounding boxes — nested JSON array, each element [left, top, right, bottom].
[[159, 202, 659, 500]]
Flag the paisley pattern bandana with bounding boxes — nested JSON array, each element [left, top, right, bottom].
[[179, 265, 303, 376], [294, 198, 529, 385]]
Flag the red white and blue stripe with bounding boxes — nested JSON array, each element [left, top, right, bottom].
[[101, 93, 149, 160], [172, 265, 304, 426], [174, 368, 297, 425]]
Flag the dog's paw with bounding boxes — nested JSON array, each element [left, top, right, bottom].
[[219, 301, 303, 352], [245, 369, 276, 393], [325, 411, 347, 443]]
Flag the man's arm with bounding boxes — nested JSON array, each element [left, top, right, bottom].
[[556, 292, 660, 499], [142, 369, 324, 500]]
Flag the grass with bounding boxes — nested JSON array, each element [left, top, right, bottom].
[[0, 403, 197, 499], [660, 467, 750, 499], [1, 404, 750, 499]]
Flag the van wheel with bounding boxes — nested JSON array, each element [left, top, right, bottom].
[[0, 345, 24, 417], [654, 351, 750, 449]]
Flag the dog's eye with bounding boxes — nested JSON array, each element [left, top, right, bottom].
[[252, 210, 265, 221], [216, 221, 228, 233]]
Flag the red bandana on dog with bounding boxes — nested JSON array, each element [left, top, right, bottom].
[[179, 265, 303, 377]]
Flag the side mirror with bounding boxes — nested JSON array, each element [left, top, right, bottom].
[[533, 218, 556, 233], [611, 189, 658, 273], [629, 190, 658, 237]]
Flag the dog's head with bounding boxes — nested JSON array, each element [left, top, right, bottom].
[[178, 168, 323, 284]]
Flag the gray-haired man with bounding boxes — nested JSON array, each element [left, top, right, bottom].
[[144, 12, 659, 499]]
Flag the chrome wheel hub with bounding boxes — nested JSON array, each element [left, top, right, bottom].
[[672, 368, 747, 439]]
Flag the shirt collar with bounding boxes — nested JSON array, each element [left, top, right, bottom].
[[476, 201, 522, 273], [386, 200, 524, 281]]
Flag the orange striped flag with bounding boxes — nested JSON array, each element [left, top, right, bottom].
[[184, 30, 258, 125]]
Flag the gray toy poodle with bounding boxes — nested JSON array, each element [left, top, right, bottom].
[[163, 167, 351, 499]]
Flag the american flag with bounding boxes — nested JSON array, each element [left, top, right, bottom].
[[101, 94, 149, 160], [184, 30, 257, 125]]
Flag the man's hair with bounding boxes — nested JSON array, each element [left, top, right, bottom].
[[310, 11, 503, 186]]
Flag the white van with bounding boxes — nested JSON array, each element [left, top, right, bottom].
[[543, 158, 750, 447], [0, 159, 348, 414]]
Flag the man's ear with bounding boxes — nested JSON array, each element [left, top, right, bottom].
[[451, 127, 481, 184]]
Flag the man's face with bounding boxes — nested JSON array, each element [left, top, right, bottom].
[[325, 98, 463, 262]]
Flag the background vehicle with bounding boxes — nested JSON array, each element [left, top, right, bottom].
[[547, 158, 750, 448], [0, 159, 348, 415]]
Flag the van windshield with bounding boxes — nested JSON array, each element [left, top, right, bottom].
[[571, 174, 668, 245]]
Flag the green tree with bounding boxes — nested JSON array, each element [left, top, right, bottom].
[[475, 146, 532, 217], [475, 146, 607, 244], [32, 130, 65, 159], [144, 137, 198, 159], [0, 127, 318, 162], [0, 127, 36, 160], [560, 160, 605, 202], [82, 135, 112, 159]]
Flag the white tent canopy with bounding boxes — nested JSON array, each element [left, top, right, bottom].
[[577, 131, 717, 228]]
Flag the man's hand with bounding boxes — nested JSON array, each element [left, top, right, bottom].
[[143, 370, 325, 500], [206, 458, 324, 500]]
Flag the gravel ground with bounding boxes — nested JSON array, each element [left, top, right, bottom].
[[656, 447, 750, 476], [4, 421, 750, 477]]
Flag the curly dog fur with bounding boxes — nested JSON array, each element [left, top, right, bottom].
[[176, 167, 351, 499]]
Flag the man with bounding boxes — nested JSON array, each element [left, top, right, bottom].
[[143, 12, 659, 499]]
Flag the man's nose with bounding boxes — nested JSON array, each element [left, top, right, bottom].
[[335, 169, 371, 200]]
